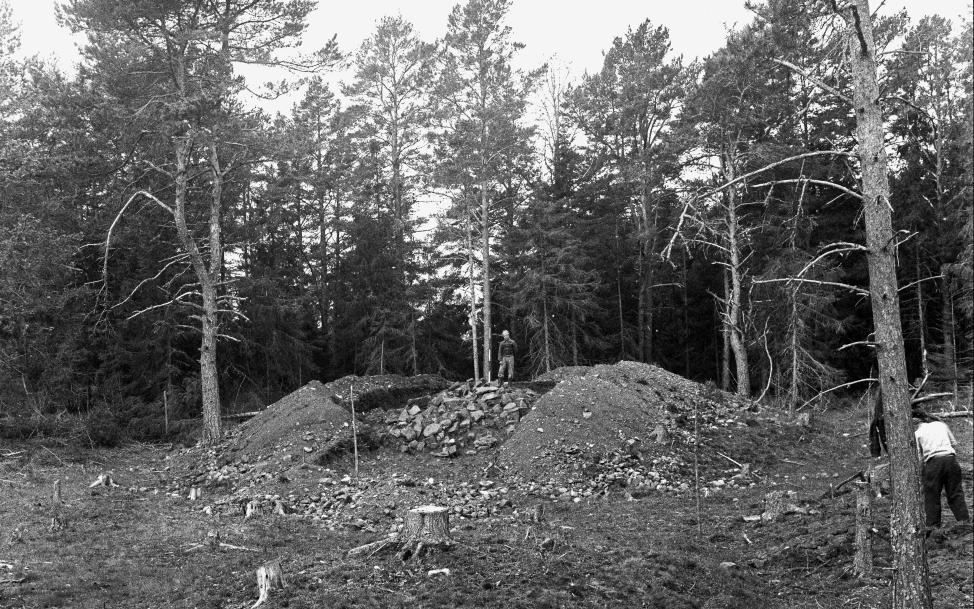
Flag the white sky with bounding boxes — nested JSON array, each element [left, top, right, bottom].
[[9, 0, 972, 77]]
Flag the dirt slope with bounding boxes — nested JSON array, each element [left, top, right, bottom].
[[501, 361, 748, 480]]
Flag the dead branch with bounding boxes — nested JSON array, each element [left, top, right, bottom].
[[912, 393, 952, 406], [772, 58, 852, 105], [750, 178, 864, 201], [707, 151, 855, 200], [103, 191, 175, 292], [910, 372, 930, 401], [125, 289, 203, 321], [931, 411, 972, 418], [795, 243, 869, 280], [799, 378, 878, 410], [110, 254, 191, 312], [752, 277, 869, 297]]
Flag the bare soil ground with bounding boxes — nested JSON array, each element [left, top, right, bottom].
[[1, 375, 971, 608]]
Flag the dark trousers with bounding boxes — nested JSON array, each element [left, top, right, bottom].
[[497, 356, 514, 381], [922, 454, 970, 528]]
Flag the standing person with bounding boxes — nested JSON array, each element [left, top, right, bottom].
[[913, 410, 971, 533], [497, 329, 516, 387]]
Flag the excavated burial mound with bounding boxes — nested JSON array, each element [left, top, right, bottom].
[[232, 374, 450, 463], [234, 380, 352, 461], [501, 361, 746, 480]]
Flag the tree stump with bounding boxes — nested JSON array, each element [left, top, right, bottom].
[[348, 505, 452, 561], [245, 501, 260, 520], [761, 490, 802, 522], [52, 479, 63, 505], [251, 559, 286, 609], [88, 473, 117, 489], [853, 481, 873, 577], [398, 505, 451, 560], [648, 425, 669, 444]]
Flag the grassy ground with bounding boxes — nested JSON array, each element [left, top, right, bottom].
[[1, 406, 971, 609]]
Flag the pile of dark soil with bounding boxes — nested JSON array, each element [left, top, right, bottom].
[[228, 374, 450, 462], [326, 374, 450, 411], [501, 361, 749, 481], [233, 380, 352, 462]]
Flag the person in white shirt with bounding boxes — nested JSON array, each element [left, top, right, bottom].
[[913, 411, 970, 530]]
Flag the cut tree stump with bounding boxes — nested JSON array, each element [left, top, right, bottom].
[[52, 479, 62, 505], [761, 490, 804, 522], [398, 505, 452, 560], [245, 501, 260, 520], [88, 473, 118, 489], [251, 559, 286, 609], [348, 505, 452, 561], [853, 481, 873, 577]]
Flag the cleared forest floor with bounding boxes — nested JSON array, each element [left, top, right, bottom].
[[1, 396, 971, 608]]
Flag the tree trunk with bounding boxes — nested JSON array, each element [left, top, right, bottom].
[[843, 1, 931, 605], [467, 208, 480, 383], [726, 164, 750, 396], [200, 278, 222, 444], [617, 273, 626, 359], [542, 294, 552, 373], [915, 246, 928, 377], [721, 269, 732, 391], [790, 289, 799, 413], [481, 182, 492, 383], [173, 135, 221, 444], [853, 481, 874, 577]]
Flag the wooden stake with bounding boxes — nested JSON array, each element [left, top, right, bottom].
[[163, 389, 169, 435], [52, 479, 63, 505], [694, 398, 701, 537], [350, 384, 359, 477]]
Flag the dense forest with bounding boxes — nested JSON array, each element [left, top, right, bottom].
[[0, 0, 971, 443]]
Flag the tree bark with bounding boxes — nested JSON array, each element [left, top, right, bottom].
[[853, 481, 874, 577], [401, 505, 451, 545], [842, 1, 931, 605]]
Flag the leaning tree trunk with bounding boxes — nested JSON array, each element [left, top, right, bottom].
[[843, 1, 931, 606]]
